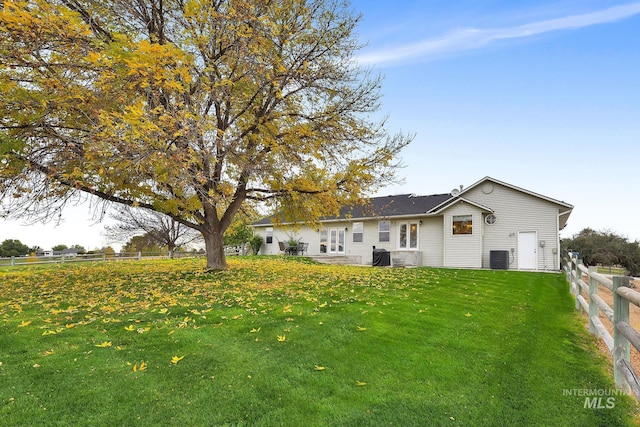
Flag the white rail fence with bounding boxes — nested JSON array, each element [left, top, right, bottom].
[[564, 252, 640, 400], [0, 244, 251, 268]]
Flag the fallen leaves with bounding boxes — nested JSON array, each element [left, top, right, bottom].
[[0, 257, 430, 384], [133, 361, 147, 372]]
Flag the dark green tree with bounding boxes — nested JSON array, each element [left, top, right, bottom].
[[52, 244, 68, 252], [0, 239, 30, 257], [562, 228, 640, 276]]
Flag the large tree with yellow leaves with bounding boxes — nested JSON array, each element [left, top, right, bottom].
[[0, 0, 411, 269]]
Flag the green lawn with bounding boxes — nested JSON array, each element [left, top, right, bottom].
[[0, 257, 637, 426]]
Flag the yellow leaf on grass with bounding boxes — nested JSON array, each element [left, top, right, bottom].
[[277, 335, 286, 342], [250, 327, 261, 333], [95, 341, 112, 348], [171, 355, 184, 364], [124, 325, 135, 331], [357, 326, 367, 331], [465, 312, 472, 317], [18, 320, 32, 328], [133, 361, 147, 372], [314, 365, 326, 371], [356, 381, 367, 386]]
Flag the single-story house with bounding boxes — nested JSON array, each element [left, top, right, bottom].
[[37, 248, 79, 257], [252, 176, 573, 270]]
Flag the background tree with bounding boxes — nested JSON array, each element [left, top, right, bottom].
[[52, 244, 68, 252], [562, 228, 640, 276], [224, 223, 254, 246], [0, 0, 410, 270], [121, 234, 163, 254], [0, 239, 30, 257], [104, 206, 202, 257], [70, 244, 87, 254]]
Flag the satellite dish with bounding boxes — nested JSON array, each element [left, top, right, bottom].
[[451, 188, 460, 196]]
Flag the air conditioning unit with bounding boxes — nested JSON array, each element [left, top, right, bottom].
[[490, 250, 509, 269]]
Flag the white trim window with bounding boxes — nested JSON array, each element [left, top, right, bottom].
[[378, 220, 390, 242], [398, 222, 419, 250], [452, 215, 473, 235], [266, 227, 274, 244], [352, 222, 363, 243], [320, 228, 328, 253]]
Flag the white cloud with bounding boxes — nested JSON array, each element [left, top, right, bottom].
[[358, 2, 640, 66]]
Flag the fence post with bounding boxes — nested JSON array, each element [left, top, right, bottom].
[[588, 266, 598, 336], [10, 256, 15, 267], [574, 259, 583, 311], [137, 251, 142, 261], [568, 255, 577, 295], [613, 275, 631, 391]]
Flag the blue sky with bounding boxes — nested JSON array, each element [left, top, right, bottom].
[[354, 0, 640, 241], [1, 0, 639, 250]]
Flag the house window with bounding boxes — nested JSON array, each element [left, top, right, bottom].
[[266, 227, 273, 244], [353, 222, 363, 243], [452, 215, 473, 235], [320, 228, 327, 253], [399, 222, 418, 249], [378, 220, 390, 242], [485, 214, 497, 225]]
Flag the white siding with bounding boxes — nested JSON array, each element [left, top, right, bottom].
[[463, 181, 561, 270], [420, 216, 444, 267], [442, 203, 483, 268], [254, 179, 568, 270]]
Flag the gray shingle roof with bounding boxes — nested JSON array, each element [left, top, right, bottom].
[[253, 193, 453, 225]]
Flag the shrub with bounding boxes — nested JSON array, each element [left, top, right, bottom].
[[249, 235, 264, 255]]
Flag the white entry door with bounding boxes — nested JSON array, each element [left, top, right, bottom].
[[329, 228, 345, 254], [518, 231, 537, 270]]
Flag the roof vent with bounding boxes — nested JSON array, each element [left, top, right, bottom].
[[451, 188, 460, 196]]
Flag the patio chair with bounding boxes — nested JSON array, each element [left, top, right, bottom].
[[297, 242, 308, 256], [278, 241, 287, 254]]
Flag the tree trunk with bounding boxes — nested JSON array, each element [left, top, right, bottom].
[[202, 230, 228, 270]]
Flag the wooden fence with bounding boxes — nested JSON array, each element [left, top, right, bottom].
[[0, 244, 250, 268], [564, 252, 640, 400]]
